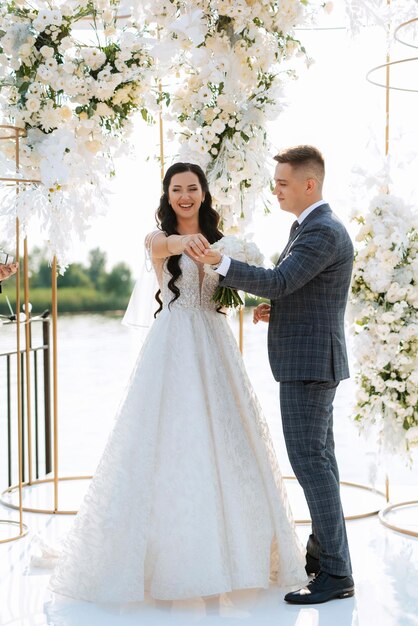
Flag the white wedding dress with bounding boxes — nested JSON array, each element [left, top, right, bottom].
[[49, 253, 306, 603]]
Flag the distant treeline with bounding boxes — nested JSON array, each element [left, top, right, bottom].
[[0, 247, 134, 315]]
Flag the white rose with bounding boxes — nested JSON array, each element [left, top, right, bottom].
[[386, 282, 407, 303], [45, 57, 58, 70], [406, 426, 418, 446], [406, 285, 418, 308], [26, 97, 41, 112], [95, 102, 114, 116], [58, 36, 73, 52], [82, 47, 106, 71], [37, 65, 53, 82], [60, 105, 72, 121], [211, 119, 226, 135], [197, 85, 213, 105], [28, 81, 43, 95], [40, 45, 54, 58], [61, 61, 75, 74], [19, 43, 32, 58], [202, 126, 216, 142]]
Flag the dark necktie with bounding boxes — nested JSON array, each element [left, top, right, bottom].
[[277, 220, 300, 266], [289, 220, 299, 239]]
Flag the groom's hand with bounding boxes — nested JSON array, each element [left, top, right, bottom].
[[253, 303, 271, 324], [194, 249, 222, 265]]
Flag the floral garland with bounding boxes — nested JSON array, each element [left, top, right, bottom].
[[350, 191, 418, 458], [138, 0, 324, 232], [1, 0, 325, 263], [0, 0, 155, 267]]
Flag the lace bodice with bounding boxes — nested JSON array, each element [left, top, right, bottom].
[[161, 253, 219, 312]]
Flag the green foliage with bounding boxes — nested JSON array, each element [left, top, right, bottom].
[[102, 262, 133, 297], [87, 247, 107, 288], [0, 247, 133, 315], [58, 263, 93, 288]]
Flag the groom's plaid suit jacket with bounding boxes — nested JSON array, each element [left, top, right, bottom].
[[220, 204, 354, 382]]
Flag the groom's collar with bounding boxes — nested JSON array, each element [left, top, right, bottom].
[[297, 200, 329, 225]]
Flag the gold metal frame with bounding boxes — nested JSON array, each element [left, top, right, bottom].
[[366, 57, 418, 93], [365, 8, 418, 540], [1, 124, 88, 515], [0, 125, 30, 541], [283, 476, 387, 524], [379, 501, 418, 538], [0, 519, 28, 545], [394, 17, 418, 49], [1, 476, 92, 515]]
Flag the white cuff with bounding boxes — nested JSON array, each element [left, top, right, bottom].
[[215, 255, 231, 276]]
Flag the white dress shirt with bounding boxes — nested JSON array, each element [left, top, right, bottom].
[[215, 200, 327, 277]]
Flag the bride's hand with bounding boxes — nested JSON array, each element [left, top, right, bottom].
[[183, 234, 210, 257], [253, 303, 271, 324], [196, 249, 221, 265]]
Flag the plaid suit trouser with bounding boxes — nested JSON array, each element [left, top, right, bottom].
[[280, 380, 352, 577]]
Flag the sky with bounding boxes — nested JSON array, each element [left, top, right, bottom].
[[13, 1, 418, 274]]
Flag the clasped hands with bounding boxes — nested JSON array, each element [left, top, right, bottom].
[[183, 234, 221, 265], [0, 262, 19, 282], [185, 234, 270, 326]]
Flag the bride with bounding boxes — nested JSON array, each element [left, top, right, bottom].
[[49, 162, 306, 603]]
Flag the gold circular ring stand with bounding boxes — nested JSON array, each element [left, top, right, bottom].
[[1, 476, 92, 515], [394, 17, 418, 49], [283, 476, 387, 524], [0, 520, 29, 544], [379, 500, 418, 538], [366, 56, 418, 92]]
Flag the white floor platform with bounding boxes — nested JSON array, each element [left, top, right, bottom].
[[1, 482, 417, 626]]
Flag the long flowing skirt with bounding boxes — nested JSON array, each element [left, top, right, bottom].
[[49, 308, 305, 602]]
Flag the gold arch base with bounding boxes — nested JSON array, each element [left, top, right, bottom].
[[379, 500, 418, 538], [1, 476, 92, 515], [283, 476, 387, 524], [0, 520, 29, 544]]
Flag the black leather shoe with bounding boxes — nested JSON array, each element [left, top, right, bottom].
[[284, 571, 354, 604], [305, 553, 320, 576]]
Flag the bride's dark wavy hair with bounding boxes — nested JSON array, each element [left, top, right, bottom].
[[154, 162, 223, 316]]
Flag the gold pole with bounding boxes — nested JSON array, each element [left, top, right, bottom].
[[239, 307, 244, 354], [15, 131, 24, 533], [23, 238, 33, 484], [157, 27, 165, 183], [158, 86, 165, 183], [385, 43, 390, 159], [51, 256, 59, 511], [384, 1, 391, 502]]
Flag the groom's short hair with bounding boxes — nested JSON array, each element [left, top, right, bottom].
[[274, 145, 325, 187]]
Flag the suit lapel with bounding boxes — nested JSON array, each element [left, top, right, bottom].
[[277, 204, 331, 265]]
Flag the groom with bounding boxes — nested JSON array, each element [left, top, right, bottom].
[[196, 145, 354, 604]]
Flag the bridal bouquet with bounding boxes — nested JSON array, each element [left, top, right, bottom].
[[205, 235, 264, 309]]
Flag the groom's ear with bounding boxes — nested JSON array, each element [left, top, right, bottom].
[[306, 178, 316, 194]]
